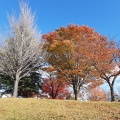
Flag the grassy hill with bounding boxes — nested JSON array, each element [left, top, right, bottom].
[[0, 98, 120, 120]]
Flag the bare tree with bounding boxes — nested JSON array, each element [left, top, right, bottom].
[[0, 2, 45, 97]]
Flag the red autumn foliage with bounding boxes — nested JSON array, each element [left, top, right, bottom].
[[42, 78, 70, 99]]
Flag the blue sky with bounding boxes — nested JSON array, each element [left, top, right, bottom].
[[0, 0, 120, 42]]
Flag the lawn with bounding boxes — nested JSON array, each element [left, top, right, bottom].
[[0, 98, 120, 120]]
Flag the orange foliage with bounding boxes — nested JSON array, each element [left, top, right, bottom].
[[88, 87, 107, 101], [42, 24, 118, 101], [42, 25, 100, 80]]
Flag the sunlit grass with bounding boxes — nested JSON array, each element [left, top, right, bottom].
[[0, 98, 120, 120]]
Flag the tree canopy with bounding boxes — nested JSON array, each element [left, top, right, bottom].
[[43, 25, 119, 101], [0, 2, 45, 97]]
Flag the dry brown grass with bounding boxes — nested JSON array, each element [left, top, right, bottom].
[[0, 98, 120, 120]]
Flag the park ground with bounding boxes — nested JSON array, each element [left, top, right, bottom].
[[0, 98, 120, 120]]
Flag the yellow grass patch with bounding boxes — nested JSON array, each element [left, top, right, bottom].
[[0, 98, 120, 120]]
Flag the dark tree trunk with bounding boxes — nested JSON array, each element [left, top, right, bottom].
[[73, 83, 78, 100], [52, 97, 56, 99], [110, 86, 115, 102], [105, 78, 115, 102], [74, 91, 78, 100]]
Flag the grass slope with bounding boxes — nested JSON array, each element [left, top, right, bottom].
[[0, 98, 120, 120]]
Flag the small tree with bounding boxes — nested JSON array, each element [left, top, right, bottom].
[[88, 87, 107, 101], [0, 2, 45, 97], [42, 70, 70, 99], [18, 72, 41, 98], [0, 74, 13, 90]]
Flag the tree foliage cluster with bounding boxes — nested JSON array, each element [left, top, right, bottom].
[[43, 25, 120, 101]]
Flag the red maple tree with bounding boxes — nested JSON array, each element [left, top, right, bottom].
[[42, 76, 70, 99]]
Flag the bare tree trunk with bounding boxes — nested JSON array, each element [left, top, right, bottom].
[[107, 80, 115, 102], [13, 74, 20, 97], [73, 83, 78, 100], [74, 91, 78, 100], [110, 86, 115, 102]]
